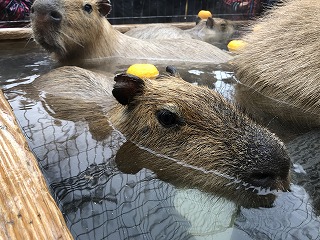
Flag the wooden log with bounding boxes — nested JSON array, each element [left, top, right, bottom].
[[114, 22, 197, 32], [0, 21, 249, 40], [0, 23, 195, 40], [0, 90, 73, 240], [0, 28, 32, 40]]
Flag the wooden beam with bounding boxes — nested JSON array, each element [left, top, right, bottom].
[[114, 22, 197, 33], [0, 90, 73, 240], [0, 28, 32, 40], [0, 23, 195, 40], [0, 21, 249, 40]]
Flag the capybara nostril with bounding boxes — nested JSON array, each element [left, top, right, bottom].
[[248, 172, 277, 188], [50, 10, 62, 23]]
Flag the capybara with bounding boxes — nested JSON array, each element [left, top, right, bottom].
[[34, 65, 291, 208], [124, 17, 235, 48], [233, 0, 320, 127], [30, 0, 232, 64]]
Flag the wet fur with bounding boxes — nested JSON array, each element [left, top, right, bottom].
[[34, 66, 291, 208], [234, 0, 320, 126]]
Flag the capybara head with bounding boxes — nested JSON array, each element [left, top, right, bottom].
[[110, 73, 291, 208], [193, 17, 235, 46], [31, 0, 112, 61], [34, 66, 291, 208]]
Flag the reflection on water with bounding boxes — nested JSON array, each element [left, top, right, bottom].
[[237, 185, 320, 239], [1, 40, 320, 240]]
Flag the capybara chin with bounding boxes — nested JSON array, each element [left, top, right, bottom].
[[124, 17, 235, 49], [30, 0, 232, 64], [233, 0, 320, 127], [34, 66, 291, 208]]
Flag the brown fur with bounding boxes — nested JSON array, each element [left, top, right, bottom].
[[34, 66, 291, 208], [233, 0, 320, 127], [125, 18, 235, 48], [30, 0, 232, 64]]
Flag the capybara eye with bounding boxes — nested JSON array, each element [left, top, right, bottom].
[[156, 109, 185, 128], [83, 4, 93, 13], [220, 23, 227, 31]]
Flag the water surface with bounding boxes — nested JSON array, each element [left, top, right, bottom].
[[1, 40, 319, 240]]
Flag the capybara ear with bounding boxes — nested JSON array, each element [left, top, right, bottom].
[[195, 17, 201, 25], [166, 65, 180, 78], [113, 73, 145, 106], [206, 17, 214, 29], [97, 0, 112, 16]]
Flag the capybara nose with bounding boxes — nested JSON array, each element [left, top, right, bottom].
[[246, 155, 291, 190], [248, 170, 287, 190], [31, 0, 62, 24], [243, 133, 291, 190]]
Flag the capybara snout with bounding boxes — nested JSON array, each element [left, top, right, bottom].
[[31, 0, 63, 25], [241, 131, 290, 190]]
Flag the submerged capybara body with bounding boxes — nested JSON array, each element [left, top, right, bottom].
[[30, 0, 232, 64], [34, 66, 291, 208], [124, 17, 235, 48], [233, 0, 320, 127]]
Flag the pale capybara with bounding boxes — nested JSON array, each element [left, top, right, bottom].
[[124, 17, 235, 48], [34, 66, 291, 208], [233, 0, 320, 127], [30, 0, 232, 64]]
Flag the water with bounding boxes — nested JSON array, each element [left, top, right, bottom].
[[1, 40, 320, 240]]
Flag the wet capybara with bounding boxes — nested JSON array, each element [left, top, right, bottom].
[[30, 0, 232, 64], [233, 0, 320, 127], [34, 66, 291, 208], [124, 17, 235, 48]]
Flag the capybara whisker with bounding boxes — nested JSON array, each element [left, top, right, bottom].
[[60, 31, 84, 48], [25, 36, 33, 47]]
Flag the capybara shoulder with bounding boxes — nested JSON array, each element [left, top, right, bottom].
[[233, 0, 320, 127], [31, 0, 232, 64], [35, 66, 291, 208]]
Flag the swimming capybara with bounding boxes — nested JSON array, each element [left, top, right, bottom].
[[34, 66, 291, 208], [124, 17, 235, 48], [233, 0, 320, 127], [30, 0, 232, 64]]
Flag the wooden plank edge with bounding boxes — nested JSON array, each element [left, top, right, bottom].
[[0, 21, 250, 40], [0, 90, 73, 240]]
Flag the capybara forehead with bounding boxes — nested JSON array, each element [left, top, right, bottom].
[[63, 0, 93, 12], [136, 77, 241, 124], [144, 77, 224, 104], [57, 0, 109, 14], [64, 0, 98, 7]]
